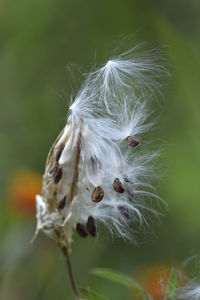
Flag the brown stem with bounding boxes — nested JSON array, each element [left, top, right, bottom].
[[60, 245, 83, 300]]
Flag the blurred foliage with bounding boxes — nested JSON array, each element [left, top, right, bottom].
[[92, 268, 151, 300], [0, 0, 200, 299], [165, 267, 178, 300]]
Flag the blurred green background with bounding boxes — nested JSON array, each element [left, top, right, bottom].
[[0, 0, 200, 299]]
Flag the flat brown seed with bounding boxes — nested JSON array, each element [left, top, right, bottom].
[[57, 196, 67, 210], [113, 178, 125, 193], [55, 143, 65, 162], [76, 223, 88, 238], [126, 136, 139, 147], [91, 186, 104, 202], [52, 164, 63, 184], [86, 216, 98, 237]]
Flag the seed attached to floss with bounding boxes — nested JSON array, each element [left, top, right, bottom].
[[76, 223, 88, 238], [91, 186, 104, 202], [86, 216, 98, 237], [126, 136, 139, 147], [113, 178, 125, 193], [56, 196, 67, 210]]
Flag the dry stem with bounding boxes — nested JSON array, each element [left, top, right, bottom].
[[60, 244, 83, 300]]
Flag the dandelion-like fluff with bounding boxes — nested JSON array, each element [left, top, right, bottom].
[[34, 46, 167, 299]]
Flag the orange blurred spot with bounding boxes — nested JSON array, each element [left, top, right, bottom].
[[7, 170, 42, 216], [135, 262, 183, 300]]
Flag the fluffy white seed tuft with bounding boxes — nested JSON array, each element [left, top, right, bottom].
[[177, 280, 200, 300], [34, 46, 166, 246]]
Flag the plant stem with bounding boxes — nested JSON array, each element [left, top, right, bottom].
[[60, 245, 82, 300]]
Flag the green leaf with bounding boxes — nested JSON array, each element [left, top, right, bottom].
[[92, 268, 151, 300], [165, 267, 178, 300], [79, 287, 109, 300]]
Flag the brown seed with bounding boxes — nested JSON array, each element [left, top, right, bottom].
[[126, 136, 139, 147], [55, 143, 65, 162], [56, 196, 67, 210], [91, 186, 104, 202], [51, 164, 63, 184], [86, 216, 98, 237], [113, 178, 125, 193], [118, 206, 130, 218], [76, 223, 88, 238]]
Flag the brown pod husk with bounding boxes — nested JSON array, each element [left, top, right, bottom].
[[113, 178, 125, 193], [86, 216, 98, 237], [91, 186, 104, 202], [55, 143, 65, 162], [126, 136, 139, 147], [51, 164, 63, 184], [76, 223, 88, 238]]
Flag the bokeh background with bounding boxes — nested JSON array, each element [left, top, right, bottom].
[[0, 0, 200, 299]]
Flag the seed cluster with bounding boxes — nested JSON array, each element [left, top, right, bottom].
[[35, 48, 163, 248], [75, 135, 139, 239], [76, 216, 98, 238], [49, 134, 139, 240]]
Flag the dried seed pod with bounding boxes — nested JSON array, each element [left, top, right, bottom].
[[51, 164, 63, 184], [118, 206, 130, 218], [56, 196, 67, 210], [126, 136, 139, 147], [55, 143, 65, 162], [91, 186, 104, 202], [76, 223, 88, 238], [113, 178, 125, 193], [86, 216, 98, 237]]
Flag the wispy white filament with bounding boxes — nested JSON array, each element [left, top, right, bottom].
[[177, 280, 200, 300], [35, 46, 167, 245]]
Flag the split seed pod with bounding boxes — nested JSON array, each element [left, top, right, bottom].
[[34, 46, 165, 246]]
